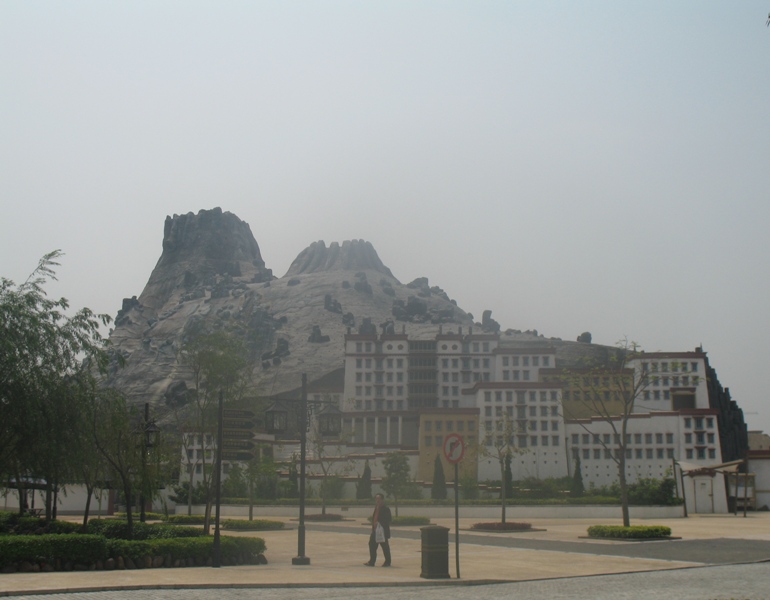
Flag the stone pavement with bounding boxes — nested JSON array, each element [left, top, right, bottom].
[[1, 513, 769, 598]]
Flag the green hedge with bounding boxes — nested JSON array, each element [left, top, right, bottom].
[[0, 534, 266, 569], [0, 534, 107, 568], [220, 519, 284, 531], [165, 515, 206, 525], [587, 525, 672, 539], [86, 519, 205, 540], [392, 516, 430, 526], [113, 512, 166, 521]]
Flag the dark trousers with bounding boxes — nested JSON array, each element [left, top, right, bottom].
[[369, 533, 391, 564]]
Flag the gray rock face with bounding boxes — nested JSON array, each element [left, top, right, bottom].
[[139, 207, 272, 311], [105, 209, 475, 408], [285, 240, 394, 278]]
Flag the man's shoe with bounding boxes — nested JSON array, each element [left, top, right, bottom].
[[382, 562, 391, 567], [363, 561, 375, 567]]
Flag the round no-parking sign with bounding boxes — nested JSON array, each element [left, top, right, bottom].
[[443, 433, 465, 464]]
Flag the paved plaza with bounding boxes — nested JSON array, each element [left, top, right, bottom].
[[1, 514, 769, 599]]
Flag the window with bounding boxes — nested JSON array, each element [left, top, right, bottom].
[[583, 448, 590, 459], [543, 356, 550, 366], [667, 448, 675, 459], [706, 418, 714, 428], [686, 449, 693, 459], [695, 417, 704, 429], [666, 433, 674, 444], [425, 437, 432, 446], [707, 433, 715, 444], [533, 356, 540, 366], [685, 433, 692, 443], [552, 436, 560, 446], [435, 436, 443, 446], [645, 433, 653, 444], [435, 421, 443, 432], [635, 449, 643, 459], [646, 449, 653, 459], [604, 449, 612, 459], [656, 433, 663, 444], [485, 407, 492, 417], [551, 421, 559, 431], [697, 448, 706, 459], [657, 448, 664, 459], [603, 434, 611, 444], [708, 448, 716, 459], [542, 436, 549, 446], [593, 449, 601, 460], [582, 434, 590, 444], [572, 434, 580, 445], [530, 436, 538, 446]]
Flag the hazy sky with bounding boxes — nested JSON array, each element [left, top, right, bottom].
[[2, 2, 769, 433]]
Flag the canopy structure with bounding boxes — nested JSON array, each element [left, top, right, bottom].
[[676, 459, 744, 476]]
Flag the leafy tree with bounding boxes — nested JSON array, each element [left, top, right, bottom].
[[91, 389, 145, 538], [479, 415, 524, 523], [431, 454, 447, 500], [177, 329, 251, 533], [556, 338, 650, 526], [307, 410, 351, 515], [571, 456, 585, 497], [0, 251, 111, 518], [381, 452, 411, 517], [222, 463, 248, 498], [356, 460, 372, 500], [460, 473, 479, 500]]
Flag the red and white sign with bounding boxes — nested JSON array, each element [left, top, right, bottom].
[[443, 433, 465, 464]]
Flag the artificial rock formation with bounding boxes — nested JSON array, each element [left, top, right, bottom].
[[105, 208, 477, 408]]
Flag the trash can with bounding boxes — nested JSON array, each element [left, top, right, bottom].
[[420, 525, 450, 579]]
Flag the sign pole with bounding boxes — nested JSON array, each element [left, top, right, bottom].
[[454, 461, 460, 579], [442, 433, 465, 580]]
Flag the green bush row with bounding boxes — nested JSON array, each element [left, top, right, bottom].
[[86, 519, 205, 540], [587, 525, 672, 539], [221, 519, 284, 531], [0, 534, 107, 567], [0, 533, 266, 569], [113, 512, 166, 521]]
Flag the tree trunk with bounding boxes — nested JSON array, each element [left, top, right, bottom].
[[248, 479, 254, 521], [82, 485, 94, 532], [123, 481, 134, 539], [45, 482, 53, 522], [618, 454, 630, 527], [500, 457, 507, 524], [187, 465, 194, 516]]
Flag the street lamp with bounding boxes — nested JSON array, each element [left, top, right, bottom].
[[138, 402, 161, 523], [265, 373, 342, 566]]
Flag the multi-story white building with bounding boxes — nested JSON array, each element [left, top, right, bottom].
[[338, 329, 747, 503]]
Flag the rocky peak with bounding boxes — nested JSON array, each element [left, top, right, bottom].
[[138, 208, 272, 310], [284, 240, 394, 279]]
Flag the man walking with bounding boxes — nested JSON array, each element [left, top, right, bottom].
[[364, 493, 392, 567]]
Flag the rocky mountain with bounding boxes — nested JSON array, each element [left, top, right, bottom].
[[107, 207, 538, 408]]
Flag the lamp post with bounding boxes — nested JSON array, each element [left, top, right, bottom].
[[265, 373, 342, 566], [139, 402, 161, 523]]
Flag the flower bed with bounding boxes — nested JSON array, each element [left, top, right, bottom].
[[470, 521, 533, 532], [303, 513, 344, 522], [221, 519, 284, 531], [587, 525, 672, 539]]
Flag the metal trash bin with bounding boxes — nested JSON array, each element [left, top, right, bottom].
[[420, 525, 450, 579]]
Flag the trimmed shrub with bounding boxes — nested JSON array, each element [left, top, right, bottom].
[[471, 522, 532, 532], [86, 519, 204, 540], [392, 516, 430, 526], [587, 525, 672, 539], [113, 512, 165, 521], [0, 534, 107, 568], [220, 519, 284, 531], [165, 515, 206, 525], [304, 513, 344, 522]]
